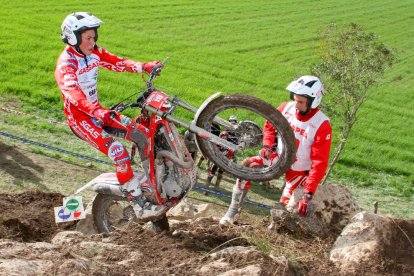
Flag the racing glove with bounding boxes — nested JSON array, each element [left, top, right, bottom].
[[92, 108, 116, 125], [297, 193, 312, 217], [142, 61, 162, 74]]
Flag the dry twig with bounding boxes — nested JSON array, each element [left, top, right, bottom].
[[206, 237, 247, 256], [390, 217, 414, 250]]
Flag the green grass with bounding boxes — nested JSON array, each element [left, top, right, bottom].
[[0, 0, 413, 218]]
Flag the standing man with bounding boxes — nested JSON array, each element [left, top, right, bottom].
[[184, 129, 198, 160], [204, 131, 234, 194], [220, 76, 332, 224]]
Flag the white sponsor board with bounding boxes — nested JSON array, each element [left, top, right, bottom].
[[54, 196, 86, 223]]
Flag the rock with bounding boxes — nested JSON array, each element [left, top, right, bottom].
[[143, 221, 161, 233], [116, 251, 144, 266], [269, 184, 360, 236], [330, 211, 414, 274], [51, 231, 85, 246], [167, 199, 210, 220], [218, 264, 262, 276], [0, 240, 58, 275], [310, 184, 360, 232], [206, 246, 297, 276], [56, 259, 90, 275], [0, 258, 54, 275], [269, 200, 327, 237], [198, 259, 230, 275], [210, 246, 256, 259], [76, 196, 98, 235]]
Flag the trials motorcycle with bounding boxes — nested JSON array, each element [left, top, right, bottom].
[[75, 59, 295, 232]]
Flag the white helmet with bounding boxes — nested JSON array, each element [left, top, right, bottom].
[[286, 75, 324, 109], [61, 12, 102, 46], [229, 115, 238, 123]]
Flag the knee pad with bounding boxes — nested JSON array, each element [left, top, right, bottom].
[[108, 141, 130, 163]]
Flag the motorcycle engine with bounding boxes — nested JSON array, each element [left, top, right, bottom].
[[156, 160, 183, 198]]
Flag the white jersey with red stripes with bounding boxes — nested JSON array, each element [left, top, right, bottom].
[[263, 101, 332, 195], [281, 101, 329, 171]]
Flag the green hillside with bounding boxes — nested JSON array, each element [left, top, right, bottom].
[[0, 0, 412, 218]]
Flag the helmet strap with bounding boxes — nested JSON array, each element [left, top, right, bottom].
[[74, 46, 89, 67]]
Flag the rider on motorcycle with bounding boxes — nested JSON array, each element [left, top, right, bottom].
[[55, 12, 165, 219], [220, 76, 332, 224]]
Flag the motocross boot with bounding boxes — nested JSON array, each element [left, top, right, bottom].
[[124, 145, 167, 220], [132, 197, 167, 221], [121, 175, 143, 198], [219, 185, 248, 225], [126, 176, 167, 221], [214, 174, 223, 191]]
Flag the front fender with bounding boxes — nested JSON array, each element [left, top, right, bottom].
[[193, 91, 221, 123], [190, 92, 237, 153]]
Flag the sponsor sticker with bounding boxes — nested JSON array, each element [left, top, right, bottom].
[[116, 163, 128, 173], [54, 196, 86, 223], [120, 115, 132, 126], [108, 141, 125, 160]]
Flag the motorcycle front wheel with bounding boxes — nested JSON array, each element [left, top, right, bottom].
[[195, 94, 295, 182]]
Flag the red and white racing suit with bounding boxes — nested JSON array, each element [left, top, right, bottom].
[[236, 102, 332, 206], [55, 45, 148, 184]]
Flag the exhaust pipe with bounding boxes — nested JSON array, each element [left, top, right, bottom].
[[93, 183, 125, 197], [156, 150, 194, 169]]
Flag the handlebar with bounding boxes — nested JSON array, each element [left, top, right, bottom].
[[109, 57, 170, 113], [146, 57, 169, 92]]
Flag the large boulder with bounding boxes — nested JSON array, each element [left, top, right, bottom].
[[310, 184, 360, 232], [330, 211, 414, 275], [0, 240, 58, 275], [269, 184, 360, 236]]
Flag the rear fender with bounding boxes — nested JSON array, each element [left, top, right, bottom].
[[74, 172, 145, 196]]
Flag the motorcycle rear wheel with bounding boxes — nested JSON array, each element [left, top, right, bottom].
[[92, 194, 135, 233], [195, 94, 295, 182], [92, 194, 171, 233]]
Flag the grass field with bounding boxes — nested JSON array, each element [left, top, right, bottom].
[[0, 0, 413, 218]]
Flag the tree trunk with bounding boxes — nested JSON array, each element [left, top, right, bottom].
[[321, 123, 353, 185], [321, 140, 345, 185]]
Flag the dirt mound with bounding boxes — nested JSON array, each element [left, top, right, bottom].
[[0, 190, 76, 242], [1, 191, 412, 275], [330, 211, 414, 275], [0, 190, 340, 275]]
